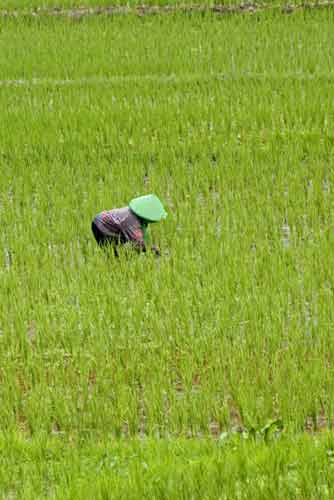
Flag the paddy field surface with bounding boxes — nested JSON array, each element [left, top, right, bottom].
[[1, 4, 334, 498]]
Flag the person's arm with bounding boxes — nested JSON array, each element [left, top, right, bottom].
[[119, 215, 160, 255], [124, 227, 160, 256], [132, 229, 147, 252], [142, 223, 160, 256], [119, 219, 146, 252]]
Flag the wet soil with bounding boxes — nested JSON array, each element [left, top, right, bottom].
[[0, 1, 334, 18]]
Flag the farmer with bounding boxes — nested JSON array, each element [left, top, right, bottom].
[[92, 194, 167, 256]]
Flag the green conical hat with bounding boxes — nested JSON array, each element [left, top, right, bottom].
[[129, 194, 167, 222]]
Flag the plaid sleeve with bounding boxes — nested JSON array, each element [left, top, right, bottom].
[[120, 219, 145, 250]]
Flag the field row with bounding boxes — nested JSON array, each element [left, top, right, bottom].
[[2, 0, 334, 10], [1, 5, 333, 495], [1, 10, 334, 439], [1, 1, 334, 16], [2, 433, 334, 498], [1, 11, 334, 77]]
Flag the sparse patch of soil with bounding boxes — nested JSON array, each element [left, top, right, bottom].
[[0, 1, 334, 18]]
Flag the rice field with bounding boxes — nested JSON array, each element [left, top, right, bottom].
[[1, 0, 326, 11], [1, 4, 334, 497]]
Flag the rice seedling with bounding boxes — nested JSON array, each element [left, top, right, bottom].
[[0, 7, 334, 496]]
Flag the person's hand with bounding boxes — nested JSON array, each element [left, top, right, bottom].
[[151, 245, 161, 257]]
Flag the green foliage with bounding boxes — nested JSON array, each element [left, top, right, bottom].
[[1, 433, 334, 498], [0, 7, 334, 496]]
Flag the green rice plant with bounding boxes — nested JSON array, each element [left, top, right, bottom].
[[1, 433, 334, 498], [1, 7, 334, 495]]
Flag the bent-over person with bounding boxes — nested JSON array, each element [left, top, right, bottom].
[[92, 194, 167, 256]]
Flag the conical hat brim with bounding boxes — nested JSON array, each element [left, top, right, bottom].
[[129, 194, 167, 222]]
